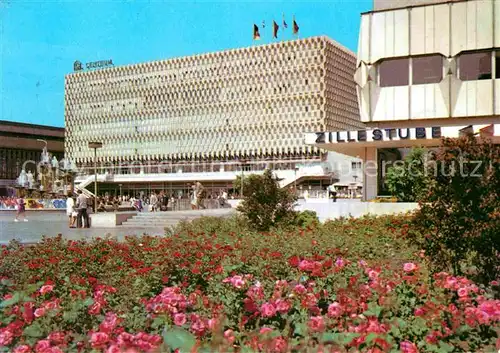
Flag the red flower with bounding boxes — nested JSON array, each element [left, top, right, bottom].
[[400, 341, 418, 353], [288, 256, 300, 267], [308, 316, 325, 332], [90, 332, 110, 348], [260, 303, 277, 318]]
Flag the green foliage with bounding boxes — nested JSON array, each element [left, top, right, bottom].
[[233, 174, 251, 197], [385, 147, 430, 202], [293, 210, 319, 228], [413, 135, 500, 285], [237, 169, 298, 231]]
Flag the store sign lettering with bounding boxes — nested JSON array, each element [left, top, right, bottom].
[[315, 127, 442, 144]]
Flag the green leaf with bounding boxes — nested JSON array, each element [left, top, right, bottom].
[[83, 298, 94, 307], [162, 327, 196, 353], [151, 317, 165, 329], [320, 332, 338, 343], [0, 292, 21, 308], [293, 323, 306, 337], [365, 333, 378, 344], [437, 342, 454, 353], [23, 323, 44, 338]]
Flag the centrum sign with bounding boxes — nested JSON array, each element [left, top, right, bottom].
[[73, 59, 114, 72]]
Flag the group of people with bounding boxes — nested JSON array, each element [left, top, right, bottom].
[[189, 181, 207, 210], [66, 191, 91, 228]]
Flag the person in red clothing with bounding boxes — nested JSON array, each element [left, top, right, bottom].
[[15, 192, 28, 222]]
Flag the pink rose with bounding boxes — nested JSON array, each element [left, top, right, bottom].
[[223, 329, 235, 344], [308, 316, 325, 332], [271, 336, 288, 353], [275, 299, 291, 314], [39, 285, 54, 295], [414, 307, 426, 316], [90, 332, 109, 348], [13, 345, 32, 353], [327, 302, 343, 318], [34, 308, 46, 318], [457, 287, 468, 298], [191, 319, 206, 335], [260, 303, 276, 318], [105, 345, 121, 353], [47, 331, 65, 344], [0, 330, 13, 346], [293, 284, 306, 294], [259, 327, 273, 334], [403, 263, 418, 273], [400, 340, 418, 353], [35, 340, 51, 353], [230, 276, 246, 289], [173, 313, 187, 326]]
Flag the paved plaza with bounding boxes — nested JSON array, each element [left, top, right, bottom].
[[0, 211, 165, 244]]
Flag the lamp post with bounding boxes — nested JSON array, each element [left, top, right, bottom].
[[88, 142, 103, 213], [240, 159, 248, 198]]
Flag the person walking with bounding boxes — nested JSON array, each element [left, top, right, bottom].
[[328, 184, 337, 203], [190, 185, 198, 210], [66, 192, 76, 228], [14, 193, 28, 222], [149, 192, 158, 212], [76, 190, 90, 228], [195, 181, 206, 210]]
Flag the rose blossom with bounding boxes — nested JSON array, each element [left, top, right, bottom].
[[403, 263, 418, 273], [260, 303, 277, 318], [34, 308, 46, 318], [224, 329, 235, 344], [275, 299, 291, 314], [47, 331, 65, 344], [308, 316, 325, 332], [271, 336, 288, 353], [35, 340, 51, 352], [105, 345, 121, 353], [293, 284, 306, 294], [457, 287, 468, 298], [400, 340, 418, 353], [0, 330, 13, 346], [13, 345, 32, 353], [39, 285, 54, 295], [90, 332, 110, 348], [327, 302, 343, 318], [260, 327, 273, 334], [173, 313, 187, 326], [230, 276, 246, 289]]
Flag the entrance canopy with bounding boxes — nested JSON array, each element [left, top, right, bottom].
[[304, 124, 500, 157]]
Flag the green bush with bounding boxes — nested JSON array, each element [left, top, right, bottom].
[[385, 147, 430, 202], [413, 135, 500, 285], [237, 169, 297, 231]]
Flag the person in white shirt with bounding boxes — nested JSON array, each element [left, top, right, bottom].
[[328, 184, 337, 203], [66, 193, 76, 228]]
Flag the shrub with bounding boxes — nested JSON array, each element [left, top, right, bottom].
[[293, 210, 319, 228], [413, 135, 500, 285], [0, 217, 499, 353], [385, 147, 430, 202], [237, 169, 297, 231]]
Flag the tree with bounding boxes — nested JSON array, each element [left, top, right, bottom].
[[237, 169, 297, 231], [385, 148, 430, 202], [232, 174, 251, 197], [413, 135, 500, 285]]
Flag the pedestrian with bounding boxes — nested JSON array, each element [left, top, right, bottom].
[[328, 184, 337, 203], [66, 192, 76, 228], [149, 192, 158, 212], [14, 192, 28, 222], [76, 190, 90, 228], [190, 184, 198, 210], [195, 181, 206, 210]]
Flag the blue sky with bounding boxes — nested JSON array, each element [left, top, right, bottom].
[[0, 0, 372, 128]]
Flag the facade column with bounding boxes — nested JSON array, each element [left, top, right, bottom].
[[362, 147, 378, 201]]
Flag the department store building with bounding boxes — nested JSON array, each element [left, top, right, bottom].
[[66, 36, 364, 197], [306, 0, 500, 201]]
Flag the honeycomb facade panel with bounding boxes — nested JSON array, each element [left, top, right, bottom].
[[65, 36, 362, 165]]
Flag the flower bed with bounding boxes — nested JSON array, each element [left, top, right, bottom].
[[0, 216, 499, 352]]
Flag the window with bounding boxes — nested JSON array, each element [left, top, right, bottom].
[[351, 161, 362, 170], [379, 58, 409, 87], [459, 52, 491, 81], [496, 52, 500, 79], [412, 55, 443, 84]]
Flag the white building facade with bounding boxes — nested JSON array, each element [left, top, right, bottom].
[[306, 0, 500, 201], [65, 36, 364, 197]]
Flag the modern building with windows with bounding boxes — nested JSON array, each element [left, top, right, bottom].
[[0, 121, 65, 196], [306, 0, 500, 200], [66, 36, 364, 198]]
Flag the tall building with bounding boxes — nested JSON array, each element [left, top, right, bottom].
[[306, 0, 500, 200], [66, 36, 364, 197]]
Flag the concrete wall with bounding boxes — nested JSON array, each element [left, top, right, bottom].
[[295, 199, 418, 222], [91, 212, 137, 227], [229, 199, 418, 222]]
